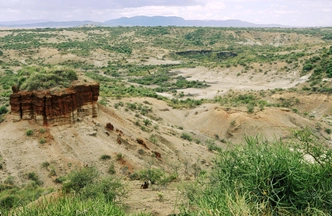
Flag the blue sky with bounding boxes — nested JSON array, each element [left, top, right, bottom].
[[0, 0, 331, 26]]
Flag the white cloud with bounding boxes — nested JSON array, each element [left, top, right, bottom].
[[0, 0, 331, 26]]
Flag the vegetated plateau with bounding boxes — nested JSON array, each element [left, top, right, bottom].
[[0, 26, 332, 215]]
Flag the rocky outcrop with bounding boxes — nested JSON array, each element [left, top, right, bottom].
[[10, 81, 99, 126]]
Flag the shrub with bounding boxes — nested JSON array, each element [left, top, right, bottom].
[[26, 129, 33, 136], [54, 176, 66, 184], [246, 104, 255, 113], [135, 168, 165, 185], [206, 139, 222, 152], [302, 63, 313, 72], [138, 149, 145, 155], [181, 133, 192, 141], [0, 195, 19, 210], [0, 105, 8, 114], [27, 172, 43, 186], [143, 119, 151, 126], [39, 138, 46, 144], [100, 154, 111, 160], [48, 168, 56, 177], [149, 134, 158, 145], [41, 162, 50, 168], [81, 177, 125, 202], [108, 163, 116, 174], [62, 167, 98, 193], [116, 153, 123, 161]]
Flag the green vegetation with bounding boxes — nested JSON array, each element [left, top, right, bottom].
[[300, 46, 332, 92], [130, 72, 209, 91], [116, 153, 124, 161], [0, 105, 8, 122], [130, 167, 176, 186], [182, 129, 332, 215], [14, 196, 126, 216], [39, 138, 46, 144], [0, 173, 47, 211], [41, 161, 50, 168], [27, 172, 43, 186], [0, 105, 8, 115], [108, 163, 116, 175], [1, 166, 143, 215], [26, 129, 34, 136], [100, 154, 111, 160], [17, 66, 78, 91], [180, 133, 192, 141]]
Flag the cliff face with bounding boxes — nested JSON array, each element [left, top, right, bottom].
[[10, 82, 99, 126]]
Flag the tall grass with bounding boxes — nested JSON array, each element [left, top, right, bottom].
[[1, 166, 148, 215], [182, 131, 332, 215], [13, 195, 126, 216]]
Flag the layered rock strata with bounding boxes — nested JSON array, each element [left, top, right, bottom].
[[10, 81, 99, 126]]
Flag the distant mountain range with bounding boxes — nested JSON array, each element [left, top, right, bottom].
[[0, 16, 287, 28]]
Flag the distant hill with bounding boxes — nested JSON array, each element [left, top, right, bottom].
[[0, 16, 286, 28], [103, 16, 187, 26], [104, 16, 286, 28]]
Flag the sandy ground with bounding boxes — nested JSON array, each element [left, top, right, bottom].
[[170, 66, 309, 99]]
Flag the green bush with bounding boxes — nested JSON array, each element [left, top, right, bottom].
[[134, 168, 166, 185], [27, 172, 43, 186], [62, 167, 98, 193], [0, 195, 20, 210], [39, 138, 46, 144], [246, 103, 255, 113], [108, 163, 116, 175], [26, 129, 33, 136], [41, 162, 50, 168], [0, 105, 8, 115], [182, 132, 332, 215], [116, 153, 123, 161], [181, 133, 192, 141], [302, 63, 313, 72], [81, 177, 125, 202], [100, 154, 111, 160]]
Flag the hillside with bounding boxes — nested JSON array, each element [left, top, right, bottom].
[[0, 26, 332, 215]]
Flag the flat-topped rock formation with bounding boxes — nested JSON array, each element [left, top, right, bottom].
[[10, 80, 99, 126]]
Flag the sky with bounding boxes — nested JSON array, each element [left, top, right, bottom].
[[0, 0, 331, 26]]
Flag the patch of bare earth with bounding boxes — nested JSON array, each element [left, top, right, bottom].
[[171, 66, 309, 99]]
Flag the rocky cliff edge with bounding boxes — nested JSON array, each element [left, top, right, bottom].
[[10, 80, 99, 126]]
